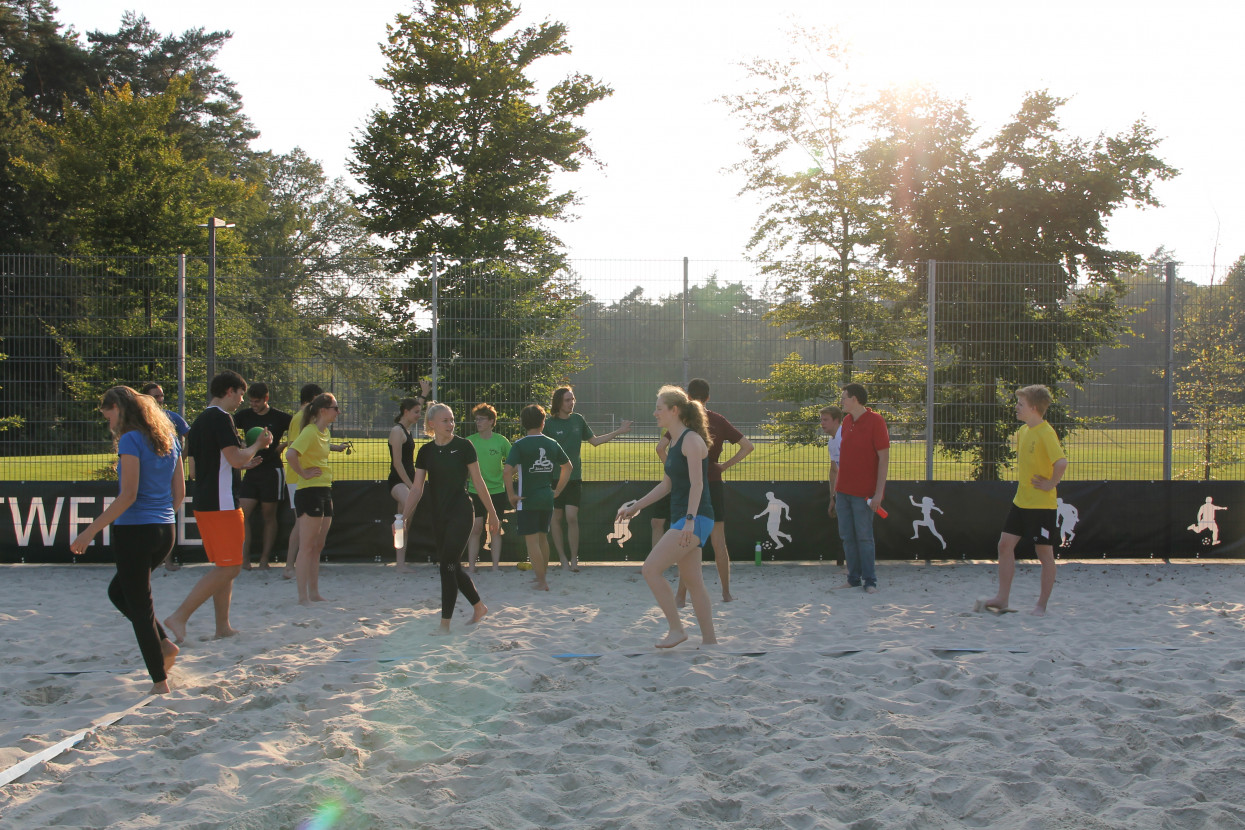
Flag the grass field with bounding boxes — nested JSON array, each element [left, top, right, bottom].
[[0, 428, 1236, 482]]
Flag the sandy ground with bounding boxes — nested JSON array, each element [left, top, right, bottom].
[[1, 558, 1244, 829]]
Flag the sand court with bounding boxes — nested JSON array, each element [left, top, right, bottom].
[[2, 561, 1243, 828]]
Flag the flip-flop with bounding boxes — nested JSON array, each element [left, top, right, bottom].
[[973, 598, 1018, 614]]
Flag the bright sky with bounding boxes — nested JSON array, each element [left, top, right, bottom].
[[53, 0, 1245, 274]]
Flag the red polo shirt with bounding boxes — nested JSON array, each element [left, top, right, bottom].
[[834, 408, 889, 498]]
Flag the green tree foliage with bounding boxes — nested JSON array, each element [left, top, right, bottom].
[[16, 75, 252, 257], [865, 87, 1176, 479], [351, 0, 610, 410], [1173, 256, 1245, 480], [86, 12, 258, 175], [6, 74, 253, 445], [0, 0, 95, 121]]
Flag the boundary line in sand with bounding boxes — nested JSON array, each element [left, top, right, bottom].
[[0, 696, 157, 788]]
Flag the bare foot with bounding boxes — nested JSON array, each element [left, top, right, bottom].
[[163, 616, 186, 645], [241, 562, 252, 571], [533, 580, 550, 592], [469, 602, 489, 623], [282, 567, 295, 580], [258, 562, 271, 570], [394, 565, 413, 574], [1029, 606, 1048, 617], [214, 627, 241, 639], [864, 586, 878, 594], [432, 621, 452, 636], [831, 582, 854, 591], [722, 592, 735, 602], [701, 637, 719, 646], [163, 560, 180, 572], [161, 638, 179, 673], [149, 680, 171, 695], [675, 592, 687, 608], [311, 595, 328, 602], [656, 630, 689, 649], [569, 559, 580, 573], [299, 598, 312, 606]]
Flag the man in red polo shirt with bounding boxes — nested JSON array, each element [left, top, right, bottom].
[[833, 382, 889, 593]]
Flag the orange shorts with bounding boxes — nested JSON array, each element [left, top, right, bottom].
[[194, 509, 245, 567]]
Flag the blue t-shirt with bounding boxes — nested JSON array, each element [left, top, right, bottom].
[[115, 430, 179, 525], [165, 409, 191, 438]]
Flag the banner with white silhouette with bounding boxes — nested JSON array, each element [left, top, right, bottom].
[[2, 480, 1242, 562]]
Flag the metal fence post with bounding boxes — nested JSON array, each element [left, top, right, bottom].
[[177, 253, 186, 417], [1163, 261, 1175, 481], [682, 256, 689, 388], [925, 259, 937, 481], [430, 254, 440, 401]]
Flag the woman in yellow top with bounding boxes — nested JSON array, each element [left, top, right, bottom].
[[285, 392, 345, 605]]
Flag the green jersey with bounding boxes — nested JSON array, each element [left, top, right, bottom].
[[543, 412, 594, 481], [467, 431, 511, 495], [505, 434, 570, 511]]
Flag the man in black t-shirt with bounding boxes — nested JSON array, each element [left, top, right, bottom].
[[233, 382, 293, 569]]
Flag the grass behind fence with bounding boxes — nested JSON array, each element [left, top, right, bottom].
[[0, 428, 1229, 483]]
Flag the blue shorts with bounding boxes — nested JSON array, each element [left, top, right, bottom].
[[671, 515, 714, 548]]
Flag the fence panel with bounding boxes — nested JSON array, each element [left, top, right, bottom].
[[1, 255, 1241, 484]]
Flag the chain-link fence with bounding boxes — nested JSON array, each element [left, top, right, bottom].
[[1, 254, 1240, 483]]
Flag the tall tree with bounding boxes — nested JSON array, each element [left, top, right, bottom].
[[351, 0, 610, 409], [864, 87, 1177, 479], [726, 31, 930, 443]]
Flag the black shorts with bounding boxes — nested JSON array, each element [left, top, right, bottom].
[[238, 465, 284, 503], [1002, 504, 1057, 547], [294, 487, 334, 518], [471, 491, 510, 519], [516, 508, 552, 536], [708, 480, 726, 521], [553, 480, 582, 509]]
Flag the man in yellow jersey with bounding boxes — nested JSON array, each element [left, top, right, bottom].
[[978, 385, 1067, 616]]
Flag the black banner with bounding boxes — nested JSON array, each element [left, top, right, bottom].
[[2, 480, 1241, 563]]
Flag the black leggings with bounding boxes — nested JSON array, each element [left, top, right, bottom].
[[109, 524, 175, 683], [433, 497, 480, 620]]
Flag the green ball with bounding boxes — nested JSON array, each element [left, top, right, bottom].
[[245, 426, 265, 445]]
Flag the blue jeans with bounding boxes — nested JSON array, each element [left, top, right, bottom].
[[836, 493, 877, 588]]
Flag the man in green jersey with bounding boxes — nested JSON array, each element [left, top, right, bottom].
[[505, 404, 573, 591]]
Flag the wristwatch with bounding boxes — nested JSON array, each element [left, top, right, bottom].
[[685, 514, 694, 521]]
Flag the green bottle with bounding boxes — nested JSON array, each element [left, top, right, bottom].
[[754, 542, 763, 565]]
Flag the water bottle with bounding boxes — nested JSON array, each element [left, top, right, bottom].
[[392, 514, 405, 549], [754, 542, 762, 566], [867, 499, 888, 519]]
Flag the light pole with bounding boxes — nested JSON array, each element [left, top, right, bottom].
[[197, 217, 235, 381]]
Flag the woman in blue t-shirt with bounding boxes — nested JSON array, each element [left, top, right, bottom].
[[71, 386, 185, 695]]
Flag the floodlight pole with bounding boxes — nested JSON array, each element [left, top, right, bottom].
[[198, 217, 235, 381]]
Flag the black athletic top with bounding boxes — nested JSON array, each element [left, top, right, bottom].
[[415, 436, 477, 518], [388, 424, 416, 486], [187, 406, 242, 511], [233, 406, 292, 469], [665, 428, 713, 522]]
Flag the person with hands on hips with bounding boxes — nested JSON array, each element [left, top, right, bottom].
[[615, 386, 717, 649]]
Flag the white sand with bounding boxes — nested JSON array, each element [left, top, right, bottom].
[[2, 559, 1244, 829]]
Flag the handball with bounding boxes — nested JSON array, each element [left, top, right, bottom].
[[516, 562, 533, 571], [245, 426, 265, 445]]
